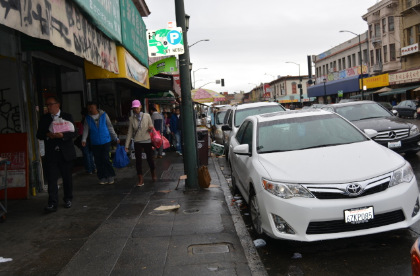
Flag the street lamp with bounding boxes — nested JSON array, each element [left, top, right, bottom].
[[323, 78, 327, 104], [340, 30, 364, 100], [286, 61, 302, 104], [193, 68, 208, 88], [189, 39, 210, 48]]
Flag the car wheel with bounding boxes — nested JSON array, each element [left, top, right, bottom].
[[231, 173, 240, 195], [250, 191, 263, 235]]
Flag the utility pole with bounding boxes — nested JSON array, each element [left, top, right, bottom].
[[175, 0, 199, 190]]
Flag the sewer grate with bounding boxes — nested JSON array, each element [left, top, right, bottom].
[[160, 170, 185, 180], [188, 243, 231, 254]]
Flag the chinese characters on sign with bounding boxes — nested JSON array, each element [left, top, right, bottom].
[[0, 0, 119, 74], [389, 69, 420, 85]]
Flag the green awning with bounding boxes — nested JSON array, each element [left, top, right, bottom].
[[378, 85, 420, 97]]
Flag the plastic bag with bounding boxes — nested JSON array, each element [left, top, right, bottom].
[[49, 117, 75, 133], [162, 136, 170, 149], [113, 144, 130, 168], [150, 128, 163, 148]]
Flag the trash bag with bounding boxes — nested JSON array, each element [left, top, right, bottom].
[[113, 144, 130, 168], [198, 165, 211, 188], [150, 128, 163, 149]]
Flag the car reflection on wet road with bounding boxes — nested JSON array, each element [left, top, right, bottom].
[[217, 117, 420, 276]]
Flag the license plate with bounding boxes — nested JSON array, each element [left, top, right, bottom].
[[388, 141, 401, 149], [344, 206, 374, 224]]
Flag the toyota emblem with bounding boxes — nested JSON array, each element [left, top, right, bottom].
[[388, 131, 397, 139], [346, 183, 363, 196]]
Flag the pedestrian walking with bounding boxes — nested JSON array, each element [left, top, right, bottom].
[[75, 109, 96, 174], [125, 100, 156, 186], [36, 96, 77, 213], [151, 107, 164, 158], [163, 112, 172, 151], [170, 106, 182, 155], [82, 102, 119, 185]]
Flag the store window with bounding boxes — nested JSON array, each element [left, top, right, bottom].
[[383, 45, 388, 63], [390, 44, 396, 61], [382, 18, 386, 34], [388, 16, 394, 32]]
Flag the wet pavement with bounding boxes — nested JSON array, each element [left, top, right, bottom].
[[0, 152, 267, 276]]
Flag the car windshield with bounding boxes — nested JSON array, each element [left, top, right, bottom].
[[257, 114, 368, 153], [334, 103, 392, 121], [215, 111, 227, 124], [234, 105, 285, 127]]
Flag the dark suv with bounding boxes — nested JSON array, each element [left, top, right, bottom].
[[322, 101, 420, 156]]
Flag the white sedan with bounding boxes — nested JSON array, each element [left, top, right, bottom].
[[229, 109, 420, 242]]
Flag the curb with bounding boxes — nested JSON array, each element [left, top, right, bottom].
[[211, 156, 268, 276]]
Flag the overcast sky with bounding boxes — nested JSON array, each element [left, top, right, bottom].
[[143, 0, 379, 94]]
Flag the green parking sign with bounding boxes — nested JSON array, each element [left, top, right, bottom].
[[147, 28, 185, 57]]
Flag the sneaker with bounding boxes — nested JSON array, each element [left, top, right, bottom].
[[44, 205, 57, 213], [64, 200, 72, 208], [108, 177, 115, 184], [99, 178, 107, 185]]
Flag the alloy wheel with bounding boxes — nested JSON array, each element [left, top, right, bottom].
[[250, 193, 263, 234]]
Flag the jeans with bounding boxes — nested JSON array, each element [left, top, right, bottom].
[[174, 131, 182, 153], [81, 145, 96, 173], [134, 142, 155, 175], [91, 142, 115, 180]]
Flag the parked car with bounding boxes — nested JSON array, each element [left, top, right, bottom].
[[322, 101, 420, 156], [211, 106, 231, 145], [393, 100, 419, 119], [229, 109, 420, 241], [222, 102, 286, 159]]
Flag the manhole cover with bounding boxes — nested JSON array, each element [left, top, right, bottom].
[[149, 210, 170, 216], [183, 209, 200, 214]]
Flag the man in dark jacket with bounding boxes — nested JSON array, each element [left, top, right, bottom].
[[36, 96, 77, 213], [170, 107, 182, 155]]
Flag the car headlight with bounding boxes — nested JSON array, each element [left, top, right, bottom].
[[262, 178, 314, 199], [410, 125, 419, 136], [389, 162, 414, 187]]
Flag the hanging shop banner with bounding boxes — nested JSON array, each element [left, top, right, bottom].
[[0, 0, 119, 74], [149, 57, 178, 77], [120, 0, 148, 67], [389, 68, 420, 85], [85, 46, 149, 88], [73, 0, 121, 43]]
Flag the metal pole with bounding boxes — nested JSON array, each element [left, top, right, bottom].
[[175, 0, 199, 190], [359, 34, 364, 100]]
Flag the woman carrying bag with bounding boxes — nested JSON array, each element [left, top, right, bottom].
[[125, 100, 157, 186]]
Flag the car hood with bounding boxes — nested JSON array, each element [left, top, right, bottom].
[[258, 141, 405, 183], [351, 116, 412, 131]]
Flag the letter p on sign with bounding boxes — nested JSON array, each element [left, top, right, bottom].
[[167, 30, 182, 45]]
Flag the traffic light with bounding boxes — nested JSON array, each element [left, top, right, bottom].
[[221, 79, 225, 86]]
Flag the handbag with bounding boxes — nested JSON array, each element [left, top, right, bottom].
[[150, 128, 163, 148], [198, 165, 211, 188], [162, 135, 170, 149], [113, 144, 130, 168]]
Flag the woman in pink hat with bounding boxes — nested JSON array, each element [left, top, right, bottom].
[[125, 100, 156, 186]]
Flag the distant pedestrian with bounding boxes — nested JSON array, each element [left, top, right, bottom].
[[170, 106, 182, 155], [150, 107, 164, 158], [82, 102, 119, 185], [163, 112, 172, 150], [125, 100, 156, 186], [36, 96, 77, 213], [76, 109, 96, 174]]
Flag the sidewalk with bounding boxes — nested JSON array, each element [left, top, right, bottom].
[[0, 151, 267, 276]]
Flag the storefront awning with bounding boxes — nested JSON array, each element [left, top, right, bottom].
[[378, 85, 420, 97], [307, 75, 362, 97], [85, 46, 149, 89]]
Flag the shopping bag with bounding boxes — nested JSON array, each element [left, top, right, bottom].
[[113, 144, 130, 168], [150, 128, 163, 148], [49, 118, 75, 133], [162, 136, 170, 149], [198, 165, 211, 188]]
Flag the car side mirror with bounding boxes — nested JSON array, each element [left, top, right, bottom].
[[364, 129, 378, 139], [222, 125, 232, 131], [233, 144, 251, 156]]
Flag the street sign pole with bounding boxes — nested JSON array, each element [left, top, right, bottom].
[[174, 0, 199, 190]]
